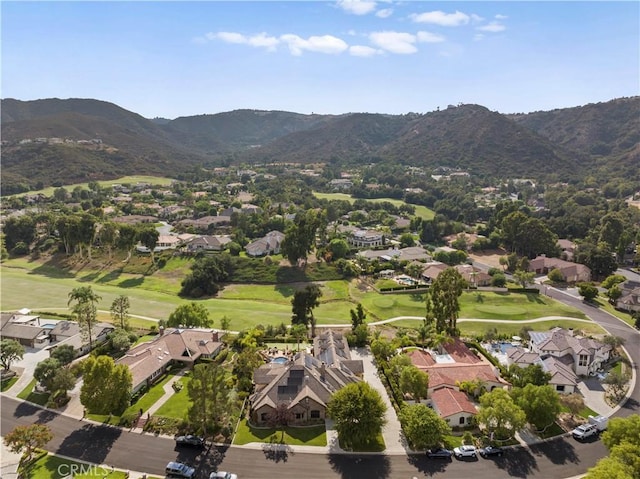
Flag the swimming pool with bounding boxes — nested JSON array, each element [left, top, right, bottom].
[[271, 357, 289, 364]]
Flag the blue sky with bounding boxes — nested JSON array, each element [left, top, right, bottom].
[[2, 1, 638, 119]]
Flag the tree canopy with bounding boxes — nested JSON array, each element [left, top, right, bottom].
[[428, 267, 465, 335], [476, 388, 526, 440], [511, 384, 561, 431], [80, 355, 132, 415], [291, 284, 322, 337], [0, 339, 25, 370], [68, 286, 101, 350], [398, 404, 451, 450], [167, 302, 212, 329], [3, 424, 53, 464], [187, 362, 230, 439]]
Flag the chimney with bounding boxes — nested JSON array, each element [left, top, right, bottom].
[[320, 362, 326, 380], [567, 328, 574, 337], [159, 326, 165, 336], [211, 330, 219, 342]]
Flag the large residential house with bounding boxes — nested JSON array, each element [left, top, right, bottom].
[[358, 246, 431, 263], [614, 280, 640, 313], [48, 321, 115, 356], [506, 347, 578, 394], [349, 229, 384, 248], [408, 339, 509, 427], [178, 216, 231, 231], [245, 230, 285, 257], [117, 328, 223, 393], [0, 311, 48, 349], [528, 256, 591, 283], [529, 328, 610, 377], [250, 331, 362, 426], [185, 235, 232, 253]]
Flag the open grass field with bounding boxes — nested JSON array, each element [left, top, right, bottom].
[[11, 175, 174, 198], [312, 191, 435, 220], [24, 453, 129, 479]]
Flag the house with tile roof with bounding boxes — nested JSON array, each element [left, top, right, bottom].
[[430, 387, 478, 427], [528, 256, 591, 283], [506, 347, 578, 394], [614, 280, 640, 313], [47, 321, 115, 356], [116, 328, 223, 393], [529, 328, 610, 376], [245, 230, 285, 257], [185, 235, 233, 253]]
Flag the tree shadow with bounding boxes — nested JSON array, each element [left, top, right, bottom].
[[328, 454, 391, 479], [36, 408, 58, 424], [117, 277, 144, 288], [529, 437, 579, 465], [409, 293, 425, 302], [406, 453, 451, 477], [96, 268, 123, 284], [56, 423, 122, 464], [261, 440, 294, 463], [493, 446, 538, 478], [78, 272, 101, 283], [176, 444, 228, 477], [275, 284, 296, 298], [526, 293, 545, 304]]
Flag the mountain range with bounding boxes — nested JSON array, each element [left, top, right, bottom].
[[1, 96, 638, 194]]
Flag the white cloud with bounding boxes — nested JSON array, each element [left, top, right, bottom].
[[336, 0, 377, 15], [470, 14, 484, 24], [495, 14, 508, 20], [376, 8, 393, 18], [417, 31, 445, 43], [246, 33, 280, 50], [212, 32, 247, 44], [280, 34, 349, 55], [369, 31, 418, 54], [477, 22, 506, 33], [349, 45, 382, 57], [410, 10, 470, 27], [473, 33, 485, 42]]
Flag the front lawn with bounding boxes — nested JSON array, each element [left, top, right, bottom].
[[17, 378, 49, 406], [125, 372, 176, 415], [233, 419, 327, 446], [23, 453, 129, 479], [1, 376, 19, 392], [153, 376, 192, 419], [536, 422, 566, 439], [337, 432, 385, 452]]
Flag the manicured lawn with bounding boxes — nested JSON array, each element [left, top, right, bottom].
[[11, 175, 174, 198], [443, 434, 464, 448], [17, 378, 50, 406], [560, 404, 599, 418], [536, 422, 566, 439], [312, 192, 435, 220], [124, 373, 175, 415], [23, 452, 128, 479], [459, 292, 587, 320], [597, 300, 636, 327], [338, 432, 385, 452], [154, 376, 192, 419], [1, 376, 19, 392], [233, 419, 327, 446], [133, 334, 158, 346]]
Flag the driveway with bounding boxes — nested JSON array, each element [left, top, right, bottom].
[[4, 346, 50, 398], [577, 377, 614, 417], [351, 347, 409, 454]]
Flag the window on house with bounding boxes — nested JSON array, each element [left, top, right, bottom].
[[310, 410, 320, 419], [295, 413, 303, 420], [556, 385, 565, 392], [260, 413, 268, 422], [579, 355, 589, 367], [459, 417, 465, 425]]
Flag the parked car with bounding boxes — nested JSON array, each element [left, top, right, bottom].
[[479, 445, 504, 457], [426, 447, 453, 459], [175, 434, 205, 447], [210, 472, 238, 479], [571, 424, 599, 441], [453, 445, 478, 458], [166, 462, 195, 479]]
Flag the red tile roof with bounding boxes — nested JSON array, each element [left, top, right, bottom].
[[431, 387, 477, 418], [407, 349, 435, 368]]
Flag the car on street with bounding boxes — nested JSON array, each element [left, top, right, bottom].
[[166, 462, 195, 479], [453, 445, 478, 458], [210, 472, 238, 479], [479, 446, 504, 458], [175, 434, 205, 447], [426, 447, 453, 459], [571, 424, 599, 441]]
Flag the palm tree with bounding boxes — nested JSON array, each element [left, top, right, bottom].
[[68, 286, 102, 350]]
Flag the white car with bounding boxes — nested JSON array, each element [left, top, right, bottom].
[[210, 472, 238, 479], [572, 424, 599, 441], [453, 445, 478, 458]]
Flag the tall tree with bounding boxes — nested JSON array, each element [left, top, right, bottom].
[[506, 363, 551, 388], [116, 223, 138, 262], [476, 388, 526, 440], [327, 382, 387, 450], [98, 221, 119, 261], [0, 339, 25, 371], [511, 384, 561, 431], [290, 324, 308, 351], [167, 302, 212, 329], [68, 286, 102, 350], [350, 303, 366, 332], [137, 226, 159, 263], [187, 362, 230, 440], [399, 366, 429, 402], [80, 355, 132, 415], [2, 215, 36, 252], [50, 344, 76, 366], [398, 404, 451, 450], [428, 268, 465, 335], [34, 358, 61, 391], [3, 424, 53, 464], [513, 269, 535, 288], [291, 284, 322, 337], [281, 210, 320, 268], [110, 295, 131, 330], [266, 402, 295, 442]]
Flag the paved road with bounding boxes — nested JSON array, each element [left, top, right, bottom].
[[0, 396, 609, 479]]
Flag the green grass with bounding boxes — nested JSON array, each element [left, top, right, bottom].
[[233, 419, 327, 446], [459, 292, 587, 320], [1, 376, 19, 392], [338, 432, 385, 452], [154, 376, 192, 419], [596, 300, 636, 327], [536, 422, 565, 439], [16, 378, 50, 406], [124, 373, 175, 415], [443, 434, 464, 448], [560, 404, 599, 418], [86, 413, 121, 425], [312, 191, 435, 220], [11, 175, 174, 198], [24, 452, 128, 479], [133, 334, 158, 346]]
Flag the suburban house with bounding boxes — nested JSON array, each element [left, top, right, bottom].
[[185, 235, 232, 253], [245, 230, 285, 257], [529, 328, 610, 377], [178, 215, 232, 231], [506, 347, 578, 394], [453, 264, 492, 287], [528, 256, 591, 283], [0, 312, 48, 349], [614, 280, 640, 313], [358, 246, 431, 262], [116, 328, 223, 393], [250, 330, 363, 426], [408, 339, 510, 426], [48, 321, 115, 356], [328, 178, 353, 190], [349, 229, 384, 248], [137, 235, 180, 252], [557, 239, 576, 261]]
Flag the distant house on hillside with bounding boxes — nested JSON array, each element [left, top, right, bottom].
[[245, 230, 285, 257], [528, 256, 591, 283], [615, 280, 640, 313], [185, 235, 232, 253]]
